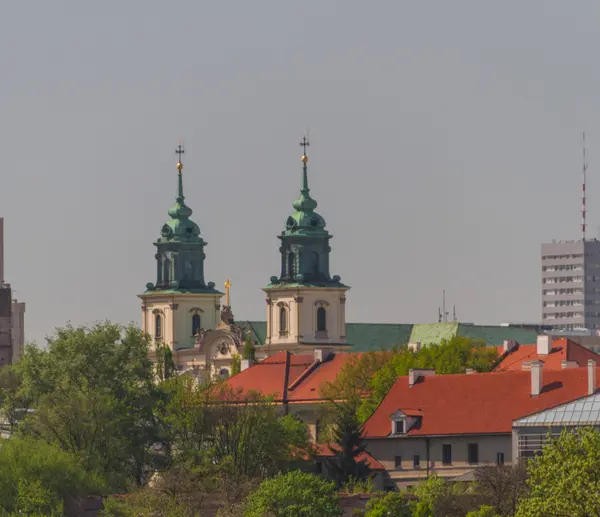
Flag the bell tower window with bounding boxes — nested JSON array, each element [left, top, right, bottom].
[[155, 314, 162, 339], [192, 313, 201, 336], [279, 306, 288, 335], [317, 307, 327, 331]]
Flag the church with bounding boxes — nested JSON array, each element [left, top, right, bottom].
[[139, 140, 350, 378]]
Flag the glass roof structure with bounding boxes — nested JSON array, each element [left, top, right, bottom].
[[514, 393, 600, 428]]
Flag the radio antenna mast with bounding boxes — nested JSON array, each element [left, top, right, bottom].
[[583, 132, 588, 241]]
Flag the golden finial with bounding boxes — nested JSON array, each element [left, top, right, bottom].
[[300, 136, 309, 163], [175, 140, 184, 172], [224, 278, 232, 307]]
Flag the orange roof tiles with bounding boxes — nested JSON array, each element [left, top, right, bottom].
[[362, 367, 600, 438], [494, 338, 600, 372]]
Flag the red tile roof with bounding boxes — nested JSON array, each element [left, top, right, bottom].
[[224, 351, 362, 403], [494, 338, 600, 372], [225, 351, 315, 399], [311, 443, 386, 471], [362, 367, 600, 438]]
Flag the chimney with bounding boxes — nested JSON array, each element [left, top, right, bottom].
[[314, 349, 333, 363], [530, 360, 543, 397], [465, 368, 476, 375], [503, 340, 518, 354], [408, 368, 436, 387], [589, 360, 597, 395], [0, 217, 4, 284], [408, 342, 421, 353], [241, 358, 254, 371], [561, 360, 578, 369], [536, 335, 552, 355]]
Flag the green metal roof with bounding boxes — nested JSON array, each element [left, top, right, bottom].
[[235, 321, 541, 351], [456, 324, 538, 347], [408, 323, 459, 345]]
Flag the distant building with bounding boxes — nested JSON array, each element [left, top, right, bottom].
[[541, 239, 600, 330], [0, 285, 11, 366], [11, 299, 25, 362]]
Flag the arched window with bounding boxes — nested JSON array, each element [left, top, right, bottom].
[[287, 253, 295, 278], [192, 313, 201, 336], [317, 307, 327, 331], [279, 306, 288, 334], [219, 368, 230, 379], [155, 314, 162, 339]]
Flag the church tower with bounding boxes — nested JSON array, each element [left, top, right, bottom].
[[139, 143, 222, 351], [263, 138, 349, 351]]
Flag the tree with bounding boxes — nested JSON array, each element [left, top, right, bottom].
[[516, 427, 600, 517], [325, 402, 370, 487], [364, 492, 412, 517], [154, 340, 176, 381], [231, 354, 241, 376], [467, 507, 500, 517], [412, 475, 470, 517], [242, 333, 256, 362], [13, 323, 162, 489], [474, 465, 527, 517], [0, 437, 103, 516], [244, 471, 342, 517]]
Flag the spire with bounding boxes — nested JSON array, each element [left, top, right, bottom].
[[175, 141, 185, 202], [293, 136, 318, 213]]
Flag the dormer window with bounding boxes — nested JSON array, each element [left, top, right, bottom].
[[390, 409, 422, 436]]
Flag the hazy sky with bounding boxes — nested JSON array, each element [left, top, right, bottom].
[[1, 1, 599, 346]]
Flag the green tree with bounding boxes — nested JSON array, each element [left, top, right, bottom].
[[231, 354, 241, 376], [412, 475, 468, 517], [325, 403, 370, 487], [155, 340, 176, 381], [467, 507, 500, 517], [242, 333, 256, 362], [0, 437, 103, 515], [364, 492, 412, 517], [516, 427, 600, 517], [14, 323, 162, 489], [244, 471, 342, 517]]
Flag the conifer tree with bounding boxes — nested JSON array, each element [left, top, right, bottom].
[[242, 332, 256, 362], [325, 402, 370, 487]]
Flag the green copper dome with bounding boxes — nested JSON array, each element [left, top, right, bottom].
[[266, 145, 347, 289], [158, 169, 202, 244], [283, 157, 328, 237]]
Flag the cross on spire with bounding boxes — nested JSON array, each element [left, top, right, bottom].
[[300, 136, 310, 156], [175, 141, 185, 164]]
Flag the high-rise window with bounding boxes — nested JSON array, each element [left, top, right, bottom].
[[155, 314, 162, 339], [192, 314, 201, 336]]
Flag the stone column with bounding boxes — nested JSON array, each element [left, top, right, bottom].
[[294, 296, 304, 341], [168, 302, 179, 349], [339, 296, 346, 341]]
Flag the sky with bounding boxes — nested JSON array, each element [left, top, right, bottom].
[[1, 1, 600, 346]]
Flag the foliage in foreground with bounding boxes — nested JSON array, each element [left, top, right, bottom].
[[516, 426, 600, 517], [243, 471, 342, 517], [364, 492, 412, 517], [0, 437, 103, 516]]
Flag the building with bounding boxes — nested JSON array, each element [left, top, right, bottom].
[[541, 239, 600, 330], [493, 335, 600, 372], [361, 362, 599, 490], [0, 285, 11, 366], [11, 299, 25, 362], [237, 321, 543, 353], [263, 144, 350, 353]]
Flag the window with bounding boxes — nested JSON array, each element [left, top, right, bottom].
[[316, 307, 327, 332], [497, 452, 505, 465], [191, 313, 201, 336], [287, 253, 295, 278], [219, 368, 230, 379], [279, 307, 288, 334], [442, 444, 452, 465], [394, 420, 404, 434], [154, 314, 162, 339], [394, 456, 402, 470], [413, 455, 420, 469], [468, 443, 479, 464]]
